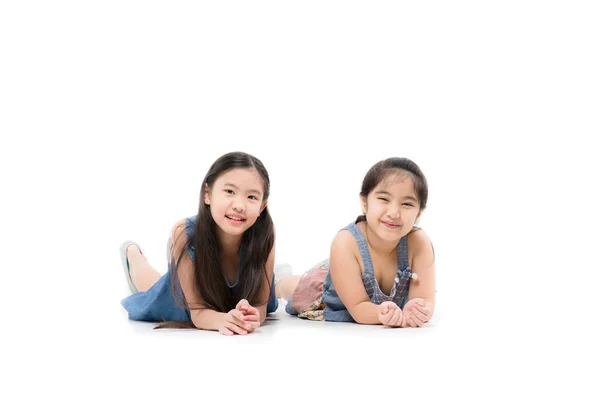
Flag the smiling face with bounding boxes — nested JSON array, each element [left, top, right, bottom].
[[204, 167, 267, 237], [361, 172, 422, 242]]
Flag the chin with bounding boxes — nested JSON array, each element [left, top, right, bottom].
[[215, 220, 246, 235], [222, 227, 247, 237], [377, 226, 404, 240]]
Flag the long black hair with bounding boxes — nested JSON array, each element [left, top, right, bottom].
[[161, 152, 274, 327]]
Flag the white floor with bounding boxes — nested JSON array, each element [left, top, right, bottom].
[[118, 295, 442, 342], [106, 288, 594, 400]]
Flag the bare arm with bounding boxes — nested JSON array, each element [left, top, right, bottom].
[[253, 227, 276, 324], [406, 229, 436, 316], [329, 230, 382, 324], [171, 220, 227, 331]]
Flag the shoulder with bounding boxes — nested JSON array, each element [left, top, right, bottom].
[[407, 228, 434, 268], [330, 225, 362, 268], [331, 226, 358, 251], [407, 228, 430, 249], [171, 218, 193, 262], [329, 226, 363, 277], [172, 219, 189, 243]]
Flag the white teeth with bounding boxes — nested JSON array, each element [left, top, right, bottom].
[[227, 216, 243, 221]]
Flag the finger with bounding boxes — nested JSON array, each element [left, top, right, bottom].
[[226, 322, 248, 335], [412, 307, 428, 322], [396, 309, 405, 326], [411, 314, 425, 327], [418, 306, 431, 321], [229, 310, 250, 327], [219, 327, 234, 336], [244, 323, 256, 333], [384, 309, 396, 325], [242, 314, 259, 322], [247, 320, 259, 328], [381, 305, 393, 319], [235, 318, 254, 332], [236, 299, 250, 311], [390, 310, 403, 327], [379, 311, 392, 325], [412, 312, 426, 326], [407, 315, 417, 328], [244, 318, 260, 330], [252, 308, 261, 323], [244, 305, 259, 315], [386, 309, 398, 326], [401, 313, 409, 328]]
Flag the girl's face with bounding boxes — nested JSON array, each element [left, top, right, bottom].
[[361, 172, 422, 242], [204, 168, 267, 237]]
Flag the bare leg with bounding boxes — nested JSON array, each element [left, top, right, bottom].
[[275, 275, 302, 299], [127, 245, 162, 292]]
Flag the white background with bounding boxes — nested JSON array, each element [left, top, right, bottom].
[[1, 1, 599, 399]]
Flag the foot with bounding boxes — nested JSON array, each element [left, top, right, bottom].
[[120, 240, 144, 294], [274, 263, 292, 285], [126, 244, 143, 261], [125, 244, 145, 281]]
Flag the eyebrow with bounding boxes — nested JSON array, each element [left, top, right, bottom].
[[224, 183, 262, 196], [375, 191, 418, 202]]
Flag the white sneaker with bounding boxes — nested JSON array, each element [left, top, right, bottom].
[[274, 263, 293, 284], [120, 240, 143, 294]]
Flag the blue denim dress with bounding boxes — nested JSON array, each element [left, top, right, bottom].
[[121, 216, 278, 322], [286, 222, 412, 322]]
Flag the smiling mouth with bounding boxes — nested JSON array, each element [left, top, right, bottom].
[[382, 221, 401, 228], [226, 215, 246, 222]]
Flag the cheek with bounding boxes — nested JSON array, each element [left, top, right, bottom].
[[209, 195, 227, 214], [249, 203, 262, 216], [403, 209, 419, 222], [368, 203, 385, 215], [209, 204, 222, 219]]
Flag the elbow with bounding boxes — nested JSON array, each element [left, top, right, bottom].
[[190, 315, 203, 330], [347, 302, 376, 325], [190, 309, 216, 331]]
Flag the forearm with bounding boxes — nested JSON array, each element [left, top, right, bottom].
[[348, 301, 382, 325], [426, 300, 435, 317], [190, 308, 225, 331]]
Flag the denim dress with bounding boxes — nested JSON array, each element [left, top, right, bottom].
[[286, 222, 413, 322], [122, 216, 278, 322]]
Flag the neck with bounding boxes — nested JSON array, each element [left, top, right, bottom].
[[216, 227, 243, 257], [364, 224, 398, 256]]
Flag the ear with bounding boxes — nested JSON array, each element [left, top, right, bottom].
[[204, 184, 211, 205], [360, 193, 367, 214], [259, 200, 268, 215]]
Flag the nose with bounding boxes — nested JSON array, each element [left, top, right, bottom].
[[233, 199, 245, 212], [387, 205, 400, 219]]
